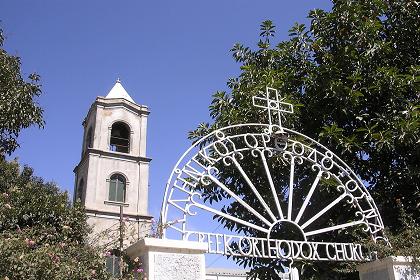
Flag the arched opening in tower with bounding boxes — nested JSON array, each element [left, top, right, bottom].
[[110, 122, 130, 153]]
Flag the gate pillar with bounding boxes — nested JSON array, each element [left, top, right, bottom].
[[126, 238, 208, 280], [357, 256, 419, 280]]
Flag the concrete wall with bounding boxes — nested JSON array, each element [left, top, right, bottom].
[[87, 215, 151, 248], [83, 155, 149, 216]]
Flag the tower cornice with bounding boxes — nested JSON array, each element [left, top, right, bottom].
[[74, 148, 152, 173], [82, 97, 149, 127], [96, 96, 149, 115]]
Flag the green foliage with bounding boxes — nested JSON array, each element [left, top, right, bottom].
[[0, 158, 112, 279], [0, 27, 44, 156], [190, 0, 419, 279], [363, 200, 420, 262]]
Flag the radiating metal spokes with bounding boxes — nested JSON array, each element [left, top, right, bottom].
[[161, 124, 387, 248], [161, 86, 387, 265]]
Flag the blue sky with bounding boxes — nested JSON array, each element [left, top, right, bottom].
[[3, 0, 331, 267]]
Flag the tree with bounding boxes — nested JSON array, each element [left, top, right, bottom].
[[189, 0, 419, 279], [0, 158, 114, 279], [0, 26, 113, 279], [0, 27, 44, 156]]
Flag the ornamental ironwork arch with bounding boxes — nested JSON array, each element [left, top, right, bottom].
[[160, 87, 387, 271]]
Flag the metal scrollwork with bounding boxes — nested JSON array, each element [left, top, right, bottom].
[[160, 86, 388, 267]]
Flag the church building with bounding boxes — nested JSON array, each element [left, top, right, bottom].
[[73, 80, 152, 248]]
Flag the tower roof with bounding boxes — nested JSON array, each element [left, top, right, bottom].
[[105, 79, 135, 103]]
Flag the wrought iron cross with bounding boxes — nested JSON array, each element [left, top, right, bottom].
[[253, 87, 294, 133]]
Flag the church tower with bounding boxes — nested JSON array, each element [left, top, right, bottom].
[[74, 80, 152, 246]]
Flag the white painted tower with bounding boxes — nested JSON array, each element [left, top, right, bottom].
[[74, 80, 152, 247]]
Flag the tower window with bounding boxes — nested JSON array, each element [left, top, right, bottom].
[[77, 179, 84, 203], [109, 174, 126, 202], [85, 127, 93, 150], [110, 122, 130, 153]]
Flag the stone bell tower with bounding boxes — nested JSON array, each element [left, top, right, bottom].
[[74, 79, 152, 246]]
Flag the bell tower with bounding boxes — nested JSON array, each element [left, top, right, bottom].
[[74, 79, 152, 246]]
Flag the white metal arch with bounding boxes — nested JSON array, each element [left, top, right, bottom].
[[160, 87, 388, 267], [160, 124, 386, 244]]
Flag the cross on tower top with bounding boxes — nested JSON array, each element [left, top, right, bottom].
[[252, 87, 294, 133]]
